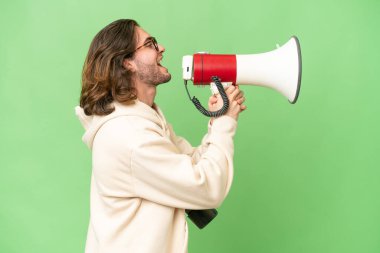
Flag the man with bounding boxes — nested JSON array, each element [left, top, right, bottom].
[[76, 19, 246, 253]]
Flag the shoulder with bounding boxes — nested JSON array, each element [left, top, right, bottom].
[[93, 115, 164, 150]]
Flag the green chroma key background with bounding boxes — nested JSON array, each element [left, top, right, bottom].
[[1, 0, 379, 252]]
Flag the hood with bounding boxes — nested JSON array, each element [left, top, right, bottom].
[[75, 100, 167, 149]]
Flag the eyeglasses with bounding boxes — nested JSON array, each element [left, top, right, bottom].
[[133, 37, 159, 53]]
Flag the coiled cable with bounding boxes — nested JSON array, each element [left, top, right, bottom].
[[184, 76, 229, 117]]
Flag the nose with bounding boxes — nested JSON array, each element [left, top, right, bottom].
[[158, 43, 165, 53]]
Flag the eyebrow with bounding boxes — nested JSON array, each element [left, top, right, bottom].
[[143, 36, 154, 44]]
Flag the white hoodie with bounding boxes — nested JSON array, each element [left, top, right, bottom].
[[75, 100, 237, 253]]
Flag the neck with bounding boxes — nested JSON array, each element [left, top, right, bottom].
[[134, 81, 157, 107]]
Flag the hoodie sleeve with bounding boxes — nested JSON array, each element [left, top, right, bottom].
[[92, 115, 237, 210], [167, 121, 212, 164]]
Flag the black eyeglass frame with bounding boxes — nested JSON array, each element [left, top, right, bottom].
[[134, 37, 159, 53], [124, 37, 159, 60]]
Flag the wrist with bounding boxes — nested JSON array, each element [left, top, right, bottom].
[[225, 113, 238, 121]]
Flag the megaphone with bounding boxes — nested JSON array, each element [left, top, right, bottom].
[[182, 36, 302, 117], [182, 36, 302, 229]]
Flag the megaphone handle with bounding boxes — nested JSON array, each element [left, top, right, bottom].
[[185, 209, 218, 229], [184, 76, 229, 117]]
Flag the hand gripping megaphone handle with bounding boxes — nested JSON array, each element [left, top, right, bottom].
[[184, 76, 229, 117]]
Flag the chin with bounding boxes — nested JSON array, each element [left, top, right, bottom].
[[156, 74, 172, 86]]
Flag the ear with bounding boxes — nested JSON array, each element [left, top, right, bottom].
[[123, 58, 137, 72]]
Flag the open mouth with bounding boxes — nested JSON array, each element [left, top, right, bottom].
[[157, 57, 164, 67], [157, 62, 166, 69]]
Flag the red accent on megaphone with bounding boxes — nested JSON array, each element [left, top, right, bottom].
[[193, 54, 237, 85]]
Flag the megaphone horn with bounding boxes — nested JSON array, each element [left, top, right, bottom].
[[182, 36, 302, 106]]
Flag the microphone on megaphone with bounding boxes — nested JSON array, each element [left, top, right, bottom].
[[183, 36, 302, 229], [182, 36, 302, 117]]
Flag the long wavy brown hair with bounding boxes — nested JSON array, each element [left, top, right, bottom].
[[80, 19, 139, 116]]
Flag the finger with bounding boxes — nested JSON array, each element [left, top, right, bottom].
[[229, 86, 241, 100], [235, 90, 244, 100], [240, 104, 247, 111], [225, 85, 236, 95], [236, 97, 246, 105], [208, 96, 218, 104]]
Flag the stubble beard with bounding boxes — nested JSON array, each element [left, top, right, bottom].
[[135, 60, 171, 86]]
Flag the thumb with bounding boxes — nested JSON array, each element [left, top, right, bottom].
[[209, 96, 218, 104]]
